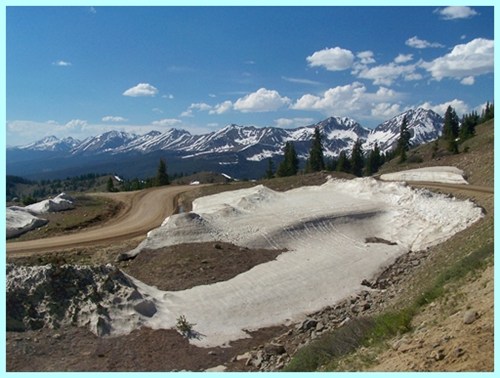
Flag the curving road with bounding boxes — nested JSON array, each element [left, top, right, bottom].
[[6, 185, 199, 255], [6, 181, 493, 256]]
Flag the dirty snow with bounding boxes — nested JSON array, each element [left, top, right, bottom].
[[6, 193, 74, 238], [6, 208, 49, 238], [113, 177, 482, 347], [379, 166, 468, 184]]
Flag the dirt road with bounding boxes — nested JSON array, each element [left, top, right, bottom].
[[6, 185, 198, 255]]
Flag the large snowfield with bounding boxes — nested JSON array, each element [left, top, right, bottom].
[[114, 174, 482, 347], [7, 170, 483, 348]]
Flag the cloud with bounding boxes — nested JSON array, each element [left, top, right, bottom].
[[89, 6, 97, 14], [233, 88, 290, 113], [282, 76, 321, 86], [181, 102, 212, 117], [274, 117, 315, 129], [435, 6, 478, 20], [162, 94, 174, 100], [52, 60, 72, 67], [151, 118, 182, 127], [291, 82, 401, 120], [422, 38, 493, 82], [406, 36, 444, 49], [371, 103, 402, 119], [123, 83, 159, 97], [394, 54, 413, 64], [460, 76, 475, 85], [102, 116, 128, 122], [419, 99, 469, 117], [306, 47, 354, 71], [357, 51, 376, 65], [356, 62, 419, 86], [209, 101, 233, 115]]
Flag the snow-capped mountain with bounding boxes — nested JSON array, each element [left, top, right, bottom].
[[365, 108, 443, 153], [17, 135, 80, 152], [8, 108, 443, 179]]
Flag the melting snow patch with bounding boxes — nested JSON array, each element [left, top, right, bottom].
[[109, 178, 483, 347], [379, 166, 468, 185]]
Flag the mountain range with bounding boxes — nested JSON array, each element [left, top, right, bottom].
[[7, 108, 443, 180]]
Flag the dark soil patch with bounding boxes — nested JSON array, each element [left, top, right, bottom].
[[118, 242, 287, 291], [6, 324, 287, 372]]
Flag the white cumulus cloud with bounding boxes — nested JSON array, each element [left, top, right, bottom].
[[291, 82, 401, 120], [394, 54, 413, 64], [306, 47, 354, 71], [422, 38, 493, 82], [419, 99, 469, 117], [233, 88, 290, 113], [123, 83, 159, 97], [356, 62, 419, 86], [209, 101, 233, 115], [435, 6, 478, 20], [406, 36, 444, 49]]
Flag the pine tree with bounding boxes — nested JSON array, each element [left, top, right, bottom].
[[336, 150, 350, 173], [350, 139, 364, 177], [276, 142, 299, 177], [443, 106, 459, 153], [365, 143, 381, 176], [155, 158, 170, 186], [265, 158, 275, 179], [106, 177, 115, 192], [459, 111, 479, 140], [396, 115, 411, 163], [306, 126, 325, 173]]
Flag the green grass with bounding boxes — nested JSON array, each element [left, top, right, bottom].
[[284, 241, 494, 372]]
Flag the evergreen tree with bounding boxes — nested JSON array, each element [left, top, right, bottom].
[[155, 158, 170, 186], [459, 111, 479, 140], [481, 101, 494, 122], [396, 115, 411, 163], [106, 177, 115, 192], [265, 158, 275, 179], [365, 143, 381, 176], [443, 106, 459, 154], [276, 141, 299, 177], [306, 126, 325, 172], [336, 150, 350, 173], [350, 139, 364, 177]]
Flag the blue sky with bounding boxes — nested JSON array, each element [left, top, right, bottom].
[[5, 4, 494, 146]]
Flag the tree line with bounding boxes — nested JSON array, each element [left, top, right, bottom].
[[267, 102, 493, 179]]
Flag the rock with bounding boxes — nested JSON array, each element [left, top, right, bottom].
[[430, 349, 445, 361], [264, 343, 286, 356], [133, 300, 157, 317], [205, 365, 226, 372], [297, 318, 317, 332], [454, 347, 466, 358], [315, 321, 325, 332], [463, 310, 478, 324], [96, 316, 111, 336], [236, 352, 252, 361], [127, 290, 143, 301]]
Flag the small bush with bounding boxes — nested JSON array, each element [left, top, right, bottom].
[[176, 314, 196, 337]]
